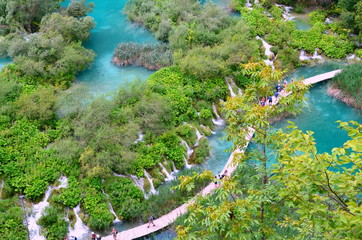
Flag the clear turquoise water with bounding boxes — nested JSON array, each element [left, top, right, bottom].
[[0, 58, 11, 69], [278, 61, 362, 153], [293, 18, 312, 31], [10, 1, 354, 239], [68, 0, 157, 94]]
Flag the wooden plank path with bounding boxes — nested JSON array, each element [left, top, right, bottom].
[[302, 69, 341, 85], [104, 69, 341, 240]]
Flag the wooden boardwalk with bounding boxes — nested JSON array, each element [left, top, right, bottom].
[[104, 69, 341, 240], [302, 69, 341, 85]]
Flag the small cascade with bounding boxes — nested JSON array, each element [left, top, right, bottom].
[[276, 4, 294, 21], [171, 161, 179, 173], [299, 50, 312, 61], [312, 50, 323, 60], [102, 190, 121, 223], [113, 172, 128, 178], [346, 54, 361, 61], [256, 36, 274, 59], [144, 170, 157, 195], [28, 176, 68, 240], [181, 140, 193, 159], [195, 128, 203, 141], [229, 79, 242, 95], [264, 59, 275, 70], [325, 18, 333, 24], [226, 80, 236, 97], [245, 0, 252, 9], [129, 175, 146, 197], [212, 103, 225, 126], [158, 163, 174, 181], [134, 132, 144, 143], [180, 140, 193, 168], [183, 157, 192, 169], [68, 205, 89, 238], [0, 180, 4, 199], [300, 49, 323, 61]]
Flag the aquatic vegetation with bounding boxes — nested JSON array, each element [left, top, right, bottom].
[[113, 43, 172, 70]]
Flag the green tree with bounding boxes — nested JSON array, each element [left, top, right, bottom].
[[176, 64, 309, 239], [15, 86, 57, 125]]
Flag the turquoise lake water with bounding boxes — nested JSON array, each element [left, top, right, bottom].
[[293, 18, 312, 31], [62, 1, 361, 239], [1, 1, 360, 239], [66, 0, 157, 94], [0, 58, 11, 69]]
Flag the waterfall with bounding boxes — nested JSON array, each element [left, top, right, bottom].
[[171, 161, 179, 173], [256, 36, 274, 59], [312, 50, 323, 60], [195, 128, 203, 141], [212, 103, 225, 126], [129, 175, 146, 197], [68, 205, 89, 238], [108, 201, 121, 223], [299, 50, 312, 61], [300, 49, 323, 61], [101, 190, 121, 223], [158, 163, 174, 181], [245, 0, 252, 9], [264, 59, 275, 70], [134, 132, 144, 143], [114, 173, 146, 197], [144, 170, 157, 195], [346, 54, 361, 61], [113, 172, 128, 178], [27, 176, 68, 240], [226, 80, 236, 97], [324, 18, 333, 24], [276, 4, 294, 21], [181, 140, 193, 159], [0, 180, 4, 199]]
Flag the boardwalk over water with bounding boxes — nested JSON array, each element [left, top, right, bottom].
[[105, 69, 342, 240]]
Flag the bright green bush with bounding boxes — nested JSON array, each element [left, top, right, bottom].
[[58, 176, 82, 208], [0, 197, 28, 240], [104, 177, 145, 220], [309, 10, 327, 25], [38, 206, 68, 240]]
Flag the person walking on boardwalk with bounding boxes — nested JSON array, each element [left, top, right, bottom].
[[96, 234, 102, 240], [91, 232, 96, 240], [112, 228, 118, 240], [147, 215, 156, 228]]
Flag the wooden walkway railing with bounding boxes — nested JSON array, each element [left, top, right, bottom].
[[103, 69, 341, 240]]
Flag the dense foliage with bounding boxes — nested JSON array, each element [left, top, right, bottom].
[[0, 197, 28, 240], [125, 0, 261, 79], [176, 67, 361, 239], [0, 0, 95, 87], [332, 63, 362, 107], [113, 42, 173, 70], [1, 0, 361, 238]]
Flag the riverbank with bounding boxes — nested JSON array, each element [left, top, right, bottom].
[[327, 84, 361, 109]]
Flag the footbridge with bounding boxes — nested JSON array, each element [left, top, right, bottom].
[[104, 69, 342, 240]]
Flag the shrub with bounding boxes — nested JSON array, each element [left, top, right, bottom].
[[38, 206, 68, 240], [104, 177, 145, 220], [333, 63, 362, 107]]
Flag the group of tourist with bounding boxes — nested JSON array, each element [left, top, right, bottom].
[[64, 228, 118, 240], [214, 170, 228, 186], [260, 80, 290, 106]]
